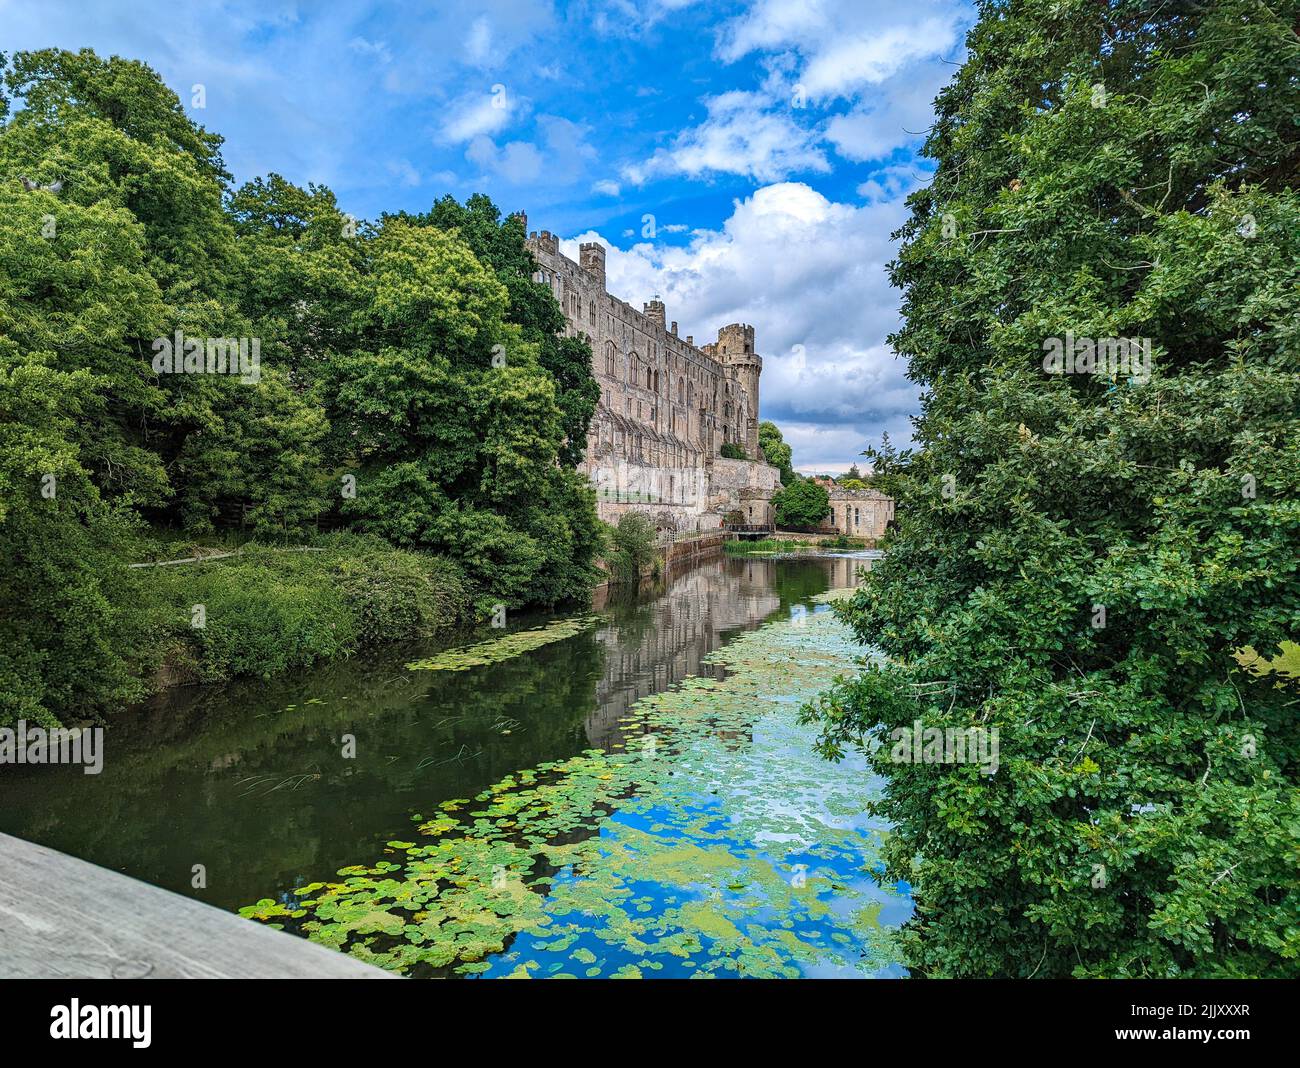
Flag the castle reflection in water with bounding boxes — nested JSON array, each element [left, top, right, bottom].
[[583, 553, 871, 749]]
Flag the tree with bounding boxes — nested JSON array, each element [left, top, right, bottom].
[[0, 48, 606, 728], [773, 478, 829, 528], [720, 442, 746, 460], [758, 420, 795, 484], [388, 194, 600, 469], [803, 0, 1300, 978]]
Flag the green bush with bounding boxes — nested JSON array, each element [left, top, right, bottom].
[[720, 442, 747, 460], [151, 537, 471, 684], [605, 512, 658, 583], [332, 543, 470, 646], [773, 478, 829, 528]]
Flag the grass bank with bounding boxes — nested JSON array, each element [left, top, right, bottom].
[[136, 533, 474, 692]]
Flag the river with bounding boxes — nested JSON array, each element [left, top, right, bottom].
[[0, 551, 910, 978]]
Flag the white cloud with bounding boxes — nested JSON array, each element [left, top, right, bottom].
[[593, 179, 622, 196], [386, 158, 422, 186], [826, 59, 953, 162], [465, 15, 493, 65], [856, 163, 928, 204], [466, 114, 597, 186], [438, 89, 518, 144], [624, 90, 829, 184], [466, 136, 544, 183], [560, 180, 922, 468], [718, 0, 967, 100], [619, 0, 968, 186]]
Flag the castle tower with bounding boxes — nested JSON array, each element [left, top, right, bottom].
[[643, 298, 666, 329], [579, 241, 606, 289], [715, 323, 762, 457]]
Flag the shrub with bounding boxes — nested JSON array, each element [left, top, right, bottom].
[[605, 512, 658, 582], [773, 478, 829, 528]]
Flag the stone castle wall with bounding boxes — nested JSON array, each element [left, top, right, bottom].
[[524, 223, 778, 532]]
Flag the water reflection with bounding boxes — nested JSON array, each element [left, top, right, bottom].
[[0, 553, 871, 912]]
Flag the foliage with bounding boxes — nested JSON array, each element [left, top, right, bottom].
[[605, 511, 658, 582], [0, 48, 602, 723], [802, 0, 1300, 977], [758, 420, 795, 484], [406, 615, 600, 672], [773, 478, 830, 528], [149, 537, 471, 684], [720, 442, 747, 460], [387, 194, 600, 469]]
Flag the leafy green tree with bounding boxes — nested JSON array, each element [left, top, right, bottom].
[[719, 442, 747, 460], [0, 352, 154, 727], [773, 478, 829, 528], [804, 0, 1300, 977], [0, 47, 605, 726], [389, 194, 600, 468], [758, 420, 795, 484], [329, 218, 598, 607]]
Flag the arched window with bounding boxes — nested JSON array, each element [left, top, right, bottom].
[[677, 379, 684, 405]]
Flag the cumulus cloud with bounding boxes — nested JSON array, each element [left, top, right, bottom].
[[561, 181, 921, 469], [624, 90, 829, 184], [621, 0, 969, 185], [718, 0, 967, 101], [826, 59, 954, 162], [466, 114, 597, 186], [438, 89, 518, 144]]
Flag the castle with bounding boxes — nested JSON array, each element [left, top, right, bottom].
[[524, 219, 780, 533]]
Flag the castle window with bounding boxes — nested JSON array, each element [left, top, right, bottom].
[[589, 301, 596, 325]]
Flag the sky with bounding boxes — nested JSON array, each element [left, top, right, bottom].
[[2, 0, 976, 473]]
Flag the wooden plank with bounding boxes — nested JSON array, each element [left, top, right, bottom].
[[0, 833, 395, 979]]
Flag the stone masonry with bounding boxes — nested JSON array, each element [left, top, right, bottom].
[[523, 218, 779, 532]]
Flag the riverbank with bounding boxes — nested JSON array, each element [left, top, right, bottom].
[[240, 575, 907, 978]]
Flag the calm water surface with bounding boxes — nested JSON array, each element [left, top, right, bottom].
[[0, 553, 873, 917]]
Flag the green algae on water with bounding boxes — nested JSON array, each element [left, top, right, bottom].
[[242, 608, 902, 978], [405, 615, 601, 672]]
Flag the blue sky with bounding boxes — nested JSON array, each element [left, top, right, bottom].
[[2, 0, 976, 472]]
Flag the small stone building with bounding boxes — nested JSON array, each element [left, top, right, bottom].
[[827, 487, 895, 540]]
